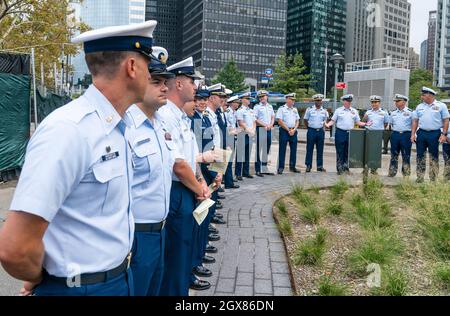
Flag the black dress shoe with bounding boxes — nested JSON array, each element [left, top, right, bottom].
[[317, 167, 326, 172], [205, 244, 218, 253], [211, 217, 226, 225], [217, 195, 225, 200], [277, 169, 283, 175], [208, 225, 219, 234], [243, 175, 254, 179], [263, 172, 275, 176], [190, 279, 211, 291], [208, 233, 220, 242], [202, 255, 216, 264], [215, 204, 223, 210], [225, 184, 240, 189], [214, 213, 223, 219], [290, 168, 301, 173], [193, 265, 212, 277], [236, 176, 243, 181], [306, 167, 312, 173], [218, 187, 225, 193], [256, 172, 264, 177]]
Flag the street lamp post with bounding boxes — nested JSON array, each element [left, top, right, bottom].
[[330, 53, 345, 139]]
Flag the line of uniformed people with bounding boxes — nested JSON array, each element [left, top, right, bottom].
[[324, 87, 450, 182]]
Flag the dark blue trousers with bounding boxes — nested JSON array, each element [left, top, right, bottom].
[[335, 128, 350, 173], [443, 143, 450, 181], [255, 128, 272, 173], [235, 134, 252, 177], [224, 140, 236, 187], [130, 229, 165, 296], [416, 129, 441, 181], [305, 128, 325, 169], [196, 165, 217, 267], [278, 128, 298, 171], [33, 270, 134, 296], [389, 131, 412, 176], [160, 181, 196, 296]]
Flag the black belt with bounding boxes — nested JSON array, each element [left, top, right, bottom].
[[135, 221, 166, 233], [44, 253, 132, 286], [336, 128, 350, 133], [308, 127, 324, 132]]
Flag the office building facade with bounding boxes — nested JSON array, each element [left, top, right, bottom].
[[346, 0, 411, 63], [420, 39, 428, 69], [182, 0, 287, 87], [287, 0, 347, 94], [408, 47, 419, 70], [434, 0, 450, 90], [427, 10, 437, 72], [145, 0, 183, 63]]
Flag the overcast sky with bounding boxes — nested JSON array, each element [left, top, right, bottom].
[[409, 0, 437, 53]]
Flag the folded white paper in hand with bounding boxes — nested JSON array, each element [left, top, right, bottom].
[[193, 199, 215, 225], [208, 148, 233, 174]]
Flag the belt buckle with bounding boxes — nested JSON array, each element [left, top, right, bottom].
[[126, 252, 132, 269]]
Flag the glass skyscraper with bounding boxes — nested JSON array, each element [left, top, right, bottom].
[[70, 0, 145, 82], [286, 0, 347, 94]]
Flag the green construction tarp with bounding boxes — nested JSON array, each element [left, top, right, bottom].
[[36, 90, 71, 123], [0, 73, 30, 172]]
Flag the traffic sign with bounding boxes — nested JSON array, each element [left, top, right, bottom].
[[336, 82, 347, 89], [265, 68, 273, 77]]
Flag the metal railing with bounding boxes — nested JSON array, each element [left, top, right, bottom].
[[346, 57, 409, 72]]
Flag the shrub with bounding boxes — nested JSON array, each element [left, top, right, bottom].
[[292, 185, 314, 207], [434, 263, 450, 290], [317, 276, 348, 296], [293, 228, 328, 266], [330, 180, 349, 199], [277, 216, 292, 236], [299, 207, 321, 225], [327, 201, 344, 216], [276, 200, 288, 217], [348, 230, 403, 274]]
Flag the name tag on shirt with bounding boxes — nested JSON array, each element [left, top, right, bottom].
[[137, 138, 151, 146], [101, 151, 119, 162]]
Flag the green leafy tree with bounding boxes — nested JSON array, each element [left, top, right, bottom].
[[0, 0, 89, 90], [408, 69, 442, 109], [212, 58, 248, 93], [272, 51, 315, 99]]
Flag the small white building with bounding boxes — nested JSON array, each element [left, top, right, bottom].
[[344, 57, 410, 111]]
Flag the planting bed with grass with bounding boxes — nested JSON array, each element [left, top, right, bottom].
[[274, 178, 449, 296]]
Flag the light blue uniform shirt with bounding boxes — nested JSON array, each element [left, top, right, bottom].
[[389, 107, 413, 132], [236, 105, 256, 129], [365, 108, 389, 130], [276, 105, 300, 128], [412, 101, 450, 131], [254, 102, 275, 126], [126, 105, 175, 224], [332, 106, 361, 131], [226, 109, 237, 128], [10, 85, 134, 277], [304, 106, 329, 129], [158, 100, 199, 182]]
